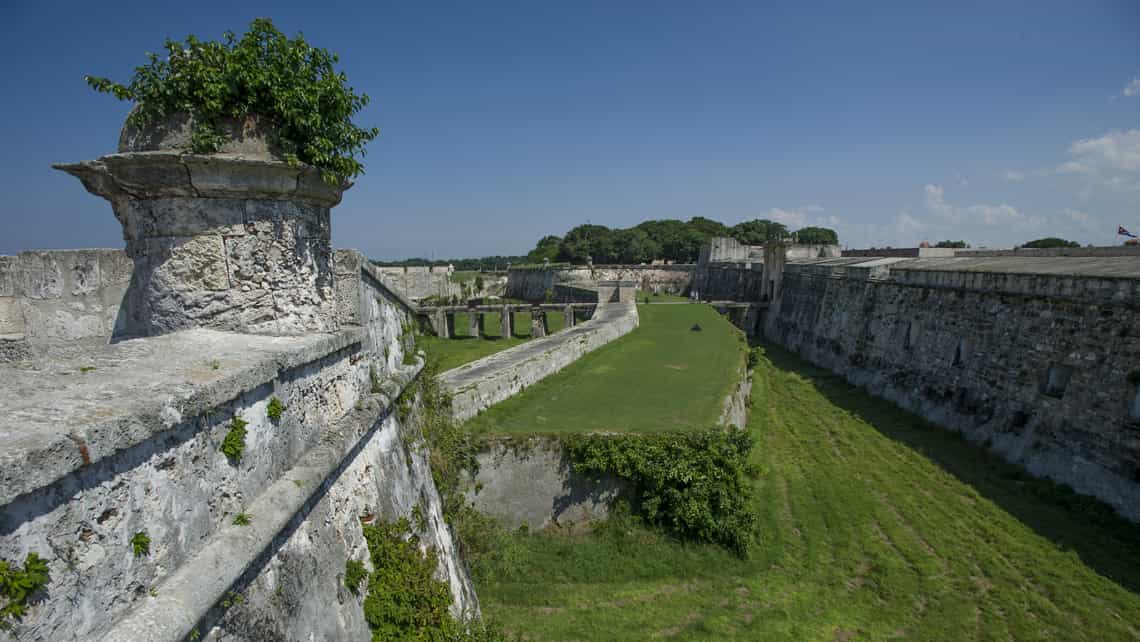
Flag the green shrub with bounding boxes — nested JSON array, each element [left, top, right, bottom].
[[360, 518, 454, 639], [130, 531, 151, 558], [0, 553, 51, 630], [232, 513, 252, 526], [266, 396, 285, 423], [220, 416, 249, 462], [84, 18, 378, 184], [345, 559, 368, 596], [566, 428, 758, 557]]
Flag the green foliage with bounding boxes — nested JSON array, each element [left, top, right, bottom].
[[730, 219, 789, 245], [130, 531, 151, 558], [360, 518, 454, 639], [543, 289, 554, 304], [934, 239, 970, 248], [220, 416, 249, 462], [1022, 237, 1081, 249], [190, 627, 201, 640], [474, 275, 485, 292], [84, 18, 378, 183], [526, 235, 562, 263], [566, 428, 758, 556], [747, 346, 761, 369], [232, 512, 252, 526], [266, 396, 285, 423], [0, 553, 51, 630], [220, 591, 244, 608], [792, 226, 839, 245], [345, 559, 368, 596]]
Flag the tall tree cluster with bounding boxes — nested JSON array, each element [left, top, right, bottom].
[[530, 217, 839, 264]]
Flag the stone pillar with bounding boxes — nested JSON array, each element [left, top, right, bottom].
[[530, 308, 546, 338], [433, 309, 450, 339], [54, 114, 344, 338], [468, 308, 481, 338], [499, 306, 512, 338], [508, 310, 518, 339], [542, 309, 551, 336], [563, 304, 575, 327], [445, 312, 456, 338]]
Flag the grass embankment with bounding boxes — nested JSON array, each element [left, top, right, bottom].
[[636, 289, 690, 303], [418, 310, 568, 372], [476, 343, 1140, 640], [463, 304, 745, 435]]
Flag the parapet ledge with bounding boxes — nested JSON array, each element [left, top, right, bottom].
[[0, 327, 364, 507]]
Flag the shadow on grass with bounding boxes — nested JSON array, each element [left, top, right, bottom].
[[755, 340, 1140, 596]]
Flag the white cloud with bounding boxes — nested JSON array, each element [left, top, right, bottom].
[[1002, 129, 1140, 194], [1124, 77, 1140, 97]]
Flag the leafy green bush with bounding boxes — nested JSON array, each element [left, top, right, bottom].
[[360, 518, 454, 639], [345, 559, 368, 596], [566, 428, 758, 557], [0, 553, 50, 630], [232, 512, 252, 526], [84, 18, 379, 183], [130, 531, 151, 558], [220, 416, 249, 462], [266, 396, 285, 423]]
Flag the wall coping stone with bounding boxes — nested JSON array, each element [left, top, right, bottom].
[[0, 327, 362, 506]]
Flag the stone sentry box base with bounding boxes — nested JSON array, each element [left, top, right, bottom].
[[54, 114, 347, 339]]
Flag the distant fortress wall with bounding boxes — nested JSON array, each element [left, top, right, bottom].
[[764, 256, 1140, 521]]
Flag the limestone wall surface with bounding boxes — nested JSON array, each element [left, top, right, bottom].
[[463, 437, 627, 531], [506, 265, 694, 301], [440, 303, 639, 423], [693, 263, 765, 301], [372, 265, 460, 301], [0, 256, 476, 641], [0, 249, 132, 360], [765, 258, 1140, 521]]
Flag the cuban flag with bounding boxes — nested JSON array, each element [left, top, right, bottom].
[[1120, 226, 1138, 239]]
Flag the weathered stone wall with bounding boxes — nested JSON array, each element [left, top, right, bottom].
[[463, 437, 627, 531], [373, 265, 461, 301], [765, 261, 1140, 521], [0, 258, 476, 641], [693, 263, 765, 301], [0, 249, 132, 360], [440, 303, 639, 422], [506, 265, 694, 301]]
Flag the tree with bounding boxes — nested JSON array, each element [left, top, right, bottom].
[[558, 225, 612, 263], [527, 235, 562, 263], [614, 228, 661, 264], [730, 219, 789, 245], [686, 216, 729, 239], [794, 227, 839, 245], [1022, 237, 1080, 249], [934, 240, 969, 248]]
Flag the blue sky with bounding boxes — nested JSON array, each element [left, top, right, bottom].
[[1, 1, 1137, 258]]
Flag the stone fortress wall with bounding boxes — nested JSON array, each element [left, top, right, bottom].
[[0, 114, 479, 641], [506, 264, 694, 301], [763, 254, 1140, 521]]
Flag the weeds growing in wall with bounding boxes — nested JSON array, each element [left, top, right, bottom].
[[220, 416, 249, 462], [0, 553, 50, 630], [565, 428, 759, 557]]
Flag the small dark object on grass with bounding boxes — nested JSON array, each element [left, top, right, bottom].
[[691, 323, 703, 332]]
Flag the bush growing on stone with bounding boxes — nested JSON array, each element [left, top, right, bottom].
[[266, 396, 285, 423], [0, 553, 50, 630], [220, 416, 249, 462], [130, 531, 151, 558], [344, 559, 367, 596], [84, 18, 379, 184], [232, 512, 252, 526], [566, 428, 759, 557]]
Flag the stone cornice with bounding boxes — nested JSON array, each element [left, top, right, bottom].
[[53, 151, 349, 207]]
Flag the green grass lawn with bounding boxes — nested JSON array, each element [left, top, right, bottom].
[[463, 304, 746, 435], [476, 343, 1140, 640], [419, 310, 570, 372]]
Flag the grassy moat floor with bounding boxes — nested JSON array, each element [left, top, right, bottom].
[[418, 310, 568, 372], [475, 343, 1140, 641], [462, 303, 746, 434]]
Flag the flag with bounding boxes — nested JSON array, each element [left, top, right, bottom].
[[1120, 226, 1137, 238]]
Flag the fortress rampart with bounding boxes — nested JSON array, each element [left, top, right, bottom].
[[764, 255, 1140, 520]]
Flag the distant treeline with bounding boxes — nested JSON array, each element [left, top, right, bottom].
[[372, 217, 839, 268]]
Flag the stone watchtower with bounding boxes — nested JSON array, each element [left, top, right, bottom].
[[54, 113, 348, 338]]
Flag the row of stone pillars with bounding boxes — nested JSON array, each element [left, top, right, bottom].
[[431, 305, 578, 339]]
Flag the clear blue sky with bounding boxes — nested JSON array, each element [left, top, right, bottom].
[[2, 1, 1138, 257]]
